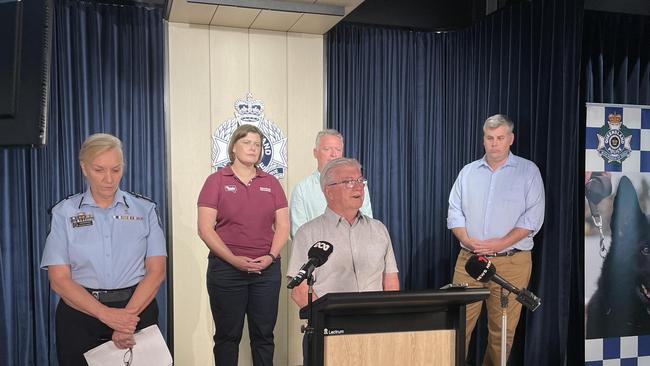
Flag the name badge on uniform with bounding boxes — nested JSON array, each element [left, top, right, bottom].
[[70, 212, 94, 228], [113, 214, 144, 221], [260, 187, 271, 192], [225, 185, 237, 193]]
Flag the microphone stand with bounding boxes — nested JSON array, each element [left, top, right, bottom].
[[306, 268, 315, 336], [499, 288, 508, 366], [300, 267, 316, 365]]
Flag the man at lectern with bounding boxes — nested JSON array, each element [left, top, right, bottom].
[[287, 157, 399, 365], [447, 114, 545, 365]]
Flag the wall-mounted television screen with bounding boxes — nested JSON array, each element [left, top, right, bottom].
[[0, 0, 52, 147]]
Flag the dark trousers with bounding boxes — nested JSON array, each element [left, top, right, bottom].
[[206, 256, 281, 366], [55, 295, 158, 366]]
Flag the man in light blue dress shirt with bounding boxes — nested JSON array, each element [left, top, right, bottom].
[[447, 114, 545, 365], [290, 129, 373, 237]]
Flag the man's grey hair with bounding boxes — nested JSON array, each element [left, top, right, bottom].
[[315, 129, 344, 149], [483, 114, 514, 133], [320, 157, 362, 191]]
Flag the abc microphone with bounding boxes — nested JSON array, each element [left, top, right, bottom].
[[465, 255, 541, 311], [287, 241, 333, 289]]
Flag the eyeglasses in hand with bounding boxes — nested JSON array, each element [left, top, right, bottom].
[[123, 347, 133, 366], [327, 177, 367, 189]]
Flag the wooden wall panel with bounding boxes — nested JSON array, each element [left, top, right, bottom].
[[168, 22, 324, 365]]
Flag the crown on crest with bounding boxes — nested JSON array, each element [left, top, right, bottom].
[[234, 93, 264, 124], [607, 112, 622, 125]]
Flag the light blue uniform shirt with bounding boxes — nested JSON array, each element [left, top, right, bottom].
[[290, 170, 373, 237], [41, 189, 167, 289], [447, 153, 545, 251]]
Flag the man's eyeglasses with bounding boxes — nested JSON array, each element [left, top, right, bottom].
[[327, 177, 367, 189], [123, 347, 133, 366]]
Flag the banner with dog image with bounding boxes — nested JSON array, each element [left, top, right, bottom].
[[585, 103, 650, 364]]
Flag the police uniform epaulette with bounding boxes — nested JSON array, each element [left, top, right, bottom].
[[127, 191, 157, 204], [48, 192, 82, 214]]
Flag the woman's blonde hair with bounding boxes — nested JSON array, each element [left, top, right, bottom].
[[79, 133, 124, 165]]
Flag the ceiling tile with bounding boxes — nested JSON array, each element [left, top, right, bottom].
[[289, 13, 341, 34], [317, 0, 363, 14], [211, 5, 260, 27], [169, 0, 216, 24], [168, 0, 364, 34], [250, 9, 302, 32]]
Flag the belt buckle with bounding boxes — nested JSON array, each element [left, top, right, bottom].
[[506, 249, 520, 256], [91, 291, 101, 301]]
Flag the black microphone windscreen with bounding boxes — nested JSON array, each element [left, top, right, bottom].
[[465, 255, 496, 283], [307, 241, 333, 267]]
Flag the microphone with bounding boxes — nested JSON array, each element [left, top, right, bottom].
[[465, 254, 541, 311], [287, 241, 333, 289]]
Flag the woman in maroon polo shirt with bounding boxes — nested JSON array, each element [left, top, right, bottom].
[[197, 124, 289, 366]]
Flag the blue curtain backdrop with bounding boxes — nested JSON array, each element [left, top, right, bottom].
[[583, 11, 650, 105], [0, 1, 167, 364], [327, 0, 583, 364]]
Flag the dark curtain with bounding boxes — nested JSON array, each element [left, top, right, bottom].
[[0, 1, 167, 364], [583, 11, 650, 105], [327, 0, 583, 364]]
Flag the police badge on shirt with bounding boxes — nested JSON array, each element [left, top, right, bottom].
[[70, 212, 94, 228]]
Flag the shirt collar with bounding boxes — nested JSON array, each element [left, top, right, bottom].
[[478, 152, 518, 170], [221, 164, 265, 178], [80, 188, 127, 209], [312, 171, 323, 188], [323, 207, 367, 227]]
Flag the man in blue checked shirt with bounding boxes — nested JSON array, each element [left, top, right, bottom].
[[447, 114, 545, 366]]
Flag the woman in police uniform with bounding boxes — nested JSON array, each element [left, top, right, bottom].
[[41, 133, 167, 365]]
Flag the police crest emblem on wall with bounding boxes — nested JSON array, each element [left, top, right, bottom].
[[212, 93, 288, 178], [596, 112, 632, 164]]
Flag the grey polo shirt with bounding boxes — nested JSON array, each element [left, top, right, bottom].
[[287, 207, 398, 297]]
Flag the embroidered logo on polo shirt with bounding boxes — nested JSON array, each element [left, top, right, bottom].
[[225, 185, 237, 193], [260, 187, 271, 192]]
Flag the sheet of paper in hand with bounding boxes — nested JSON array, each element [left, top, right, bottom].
[[83, 325, 173, 366]]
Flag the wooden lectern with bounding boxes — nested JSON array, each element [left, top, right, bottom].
[[299, 289, 490, 366]]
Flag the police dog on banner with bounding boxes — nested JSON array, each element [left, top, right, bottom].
[[587, 176, 650, 338]]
